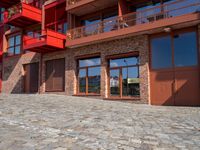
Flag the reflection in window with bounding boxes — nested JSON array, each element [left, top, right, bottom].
[[88, 67, 101, 93], [78, 57, 101, 94], [57, 22, 68, 34], [109, 56, 140, 97], [110, 69, 120, 96], [81, 9, 118, 35], [79, 57, 100, 67], [7, 34, 21, 56], [79, 69, 86, 93], [174, 32, 198, 67], [122, 67, 140, 96], [151, 36, 172, 69], [151, 30, 198, 69]]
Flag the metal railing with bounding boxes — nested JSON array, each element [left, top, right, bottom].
[[67, 0, 200, 40]]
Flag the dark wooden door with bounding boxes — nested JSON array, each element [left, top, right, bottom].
[[24, 63, 39, 93], [45, 58, 65, 92]]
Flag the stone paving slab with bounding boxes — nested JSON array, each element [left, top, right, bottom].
[[0, 94, 200, 150]]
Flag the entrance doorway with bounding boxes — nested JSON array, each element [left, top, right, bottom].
[[24, 62, 39, 93], [150, 28, 200, 106], [45, 58, 65, 92]]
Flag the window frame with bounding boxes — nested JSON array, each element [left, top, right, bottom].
[[107, 52, 140, 99], [7, 33, 22, 57], [150, 27, 199, 71], [77, 56, 101, 96]]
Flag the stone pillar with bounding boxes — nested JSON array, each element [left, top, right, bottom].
[[139, 35, 150, 104], [101, 53, 108, 98]]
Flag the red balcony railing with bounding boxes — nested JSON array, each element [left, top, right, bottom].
[[3, 2, 42, 27], [23, 29, 66, 53], [67, 0, 200, 40]]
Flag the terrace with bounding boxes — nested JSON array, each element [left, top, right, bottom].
[[66, 0, 200, 47], [3, 2, 42, 27], [23, 29, 66, 53]]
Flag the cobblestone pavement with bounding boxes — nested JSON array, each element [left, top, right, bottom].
[[0, 94, 200, 150]]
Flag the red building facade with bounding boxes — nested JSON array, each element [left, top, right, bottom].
[[0, 0, 200, 106]]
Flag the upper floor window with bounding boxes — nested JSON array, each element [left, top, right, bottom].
[[57, 22, 68, 34], [0, 8, 4, 22], [45, 2, 67, 34], [80, 8, 118, 34], [81, 9, 118, 26], [7, 34, 22, 56]]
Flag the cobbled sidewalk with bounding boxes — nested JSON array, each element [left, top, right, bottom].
[[0, 94, 200, 150]]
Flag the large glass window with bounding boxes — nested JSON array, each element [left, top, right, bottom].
[[7, 34, 22, 56], [151, 30, 198, 70], [81, 9, 118, 35], [57, 22, 68, 34], [151, 35, 172, 69], [174, 31, 198, 67], [78, 57, 101, 94], [109, 56, 140, 98]]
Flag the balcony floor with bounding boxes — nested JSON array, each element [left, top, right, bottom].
[[24, 43, 65, 53], [66, 0, 118, 16], [5, 15, 41, 28]]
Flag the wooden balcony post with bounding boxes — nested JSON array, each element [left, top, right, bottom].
[[118, 0, 128, 17]]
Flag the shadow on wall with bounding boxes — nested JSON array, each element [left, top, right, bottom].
[[162, 80, 200, 107], [2, 52, 40, 93], [152, 69, 200, 106], [11, 76, 23, 94]]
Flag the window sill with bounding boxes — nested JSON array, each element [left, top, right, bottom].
[[4, 53, 23, 59], [45, 90, 65, 93], [104, 96, 140, 101], [73, 93, 101, 97]]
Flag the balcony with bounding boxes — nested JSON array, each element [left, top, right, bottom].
[[66, 0, 200, 47], [0, 0, 20, 8], [3, 2, 42, 27], [66, 0, 118, 16], [23, 29, 66, 53]]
